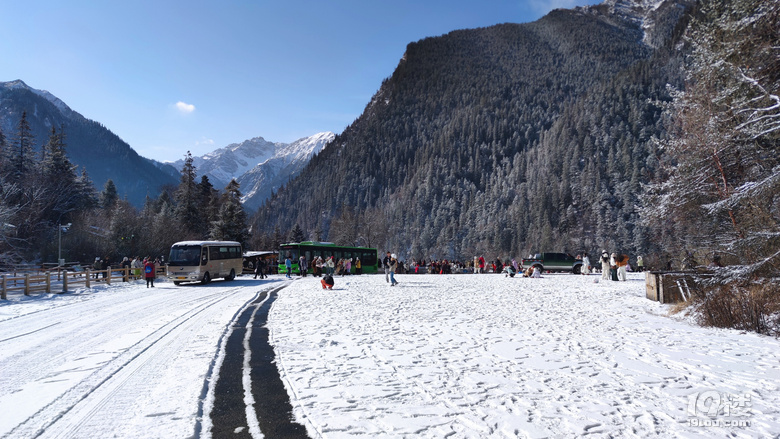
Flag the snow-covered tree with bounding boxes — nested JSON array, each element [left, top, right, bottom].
[[5, 111, 35, 186], [211, 179, 249, 245], [642, 0, 780, 273], [174, 151, 200, 236], [99, 179, 119, 209]]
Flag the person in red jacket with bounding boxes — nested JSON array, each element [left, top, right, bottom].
[[321, 273, 334, 290], [144, 257, 156, 288]]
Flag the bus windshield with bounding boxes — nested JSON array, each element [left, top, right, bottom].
[[168, 245, 202, 266]]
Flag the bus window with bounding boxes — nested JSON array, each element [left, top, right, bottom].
[[201, 249, 208, 265], [169, 245, 201, 266], [283, 250, 299, 261]]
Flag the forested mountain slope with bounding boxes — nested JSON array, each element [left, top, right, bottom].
[[254, 1, 695, 259], [0, 81, 179, 206]]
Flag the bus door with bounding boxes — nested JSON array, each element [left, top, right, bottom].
[[210, 247, 225, 276]]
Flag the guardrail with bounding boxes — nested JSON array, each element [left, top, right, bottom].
[[1, 266, 166, 299]]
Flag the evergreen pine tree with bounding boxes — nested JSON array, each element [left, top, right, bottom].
[[211, 179, 250, 244], [7, 111, 35, 185], [197, 175, 220, 238], [272, 225, 285, 249], [0, 125, 6, 172], [174, 152, 200, 235], [39, 126, 85, 222], [289, 223, 305, 243], [100, 179, 119, 209]]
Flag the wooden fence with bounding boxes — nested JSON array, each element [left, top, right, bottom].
[[1, 266, 167, 299], [645, 271, 712, 303]]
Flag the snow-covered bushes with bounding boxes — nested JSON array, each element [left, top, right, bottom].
[[693, 278, 780, 337]]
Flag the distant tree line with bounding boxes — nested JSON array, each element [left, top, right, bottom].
[[0, 123, 251, 265]]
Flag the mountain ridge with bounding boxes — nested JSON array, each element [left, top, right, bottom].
[[0, 80, 181, 206], [251, 0, 696, 258], [170, 131, 335, 211]]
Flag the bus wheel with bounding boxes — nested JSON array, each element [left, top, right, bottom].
[[201, 272, 211, 284], [174, 281, 181, 286], [226, 269, 235, 281]]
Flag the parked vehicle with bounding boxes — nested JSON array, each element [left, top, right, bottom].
[[167, 241, 243, 285], [521, 252, 583, 274], [278, 241, 379, 275]]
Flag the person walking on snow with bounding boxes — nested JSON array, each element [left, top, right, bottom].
[[144, 257, 156, 288], [616, 254, 628, 281], [581, 252, 590, 275], [383, 251, 392, 283], [285, 256, 293, 279], [389, 253, 399, 286], [610, 253, 619, 281], [601, 251, 610, 280], [326, 256, 335, 276]]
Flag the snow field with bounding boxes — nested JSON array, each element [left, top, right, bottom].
[[268, 273, 780, 438], [0, 279, 268, 438]]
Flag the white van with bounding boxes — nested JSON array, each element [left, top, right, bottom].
[[167, 241, 243, 285]]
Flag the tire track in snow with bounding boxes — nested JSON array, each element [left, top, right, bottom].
[[207, 284, 309, 438], [4, 284, 253, 439], [0, 286, 230, 399]]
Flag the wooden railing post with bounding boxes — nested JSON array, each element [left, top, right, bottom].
[[62, 271, 69, 293], [107, 266, 111, 285], [1, 275, 6, 300], [46, 272, 51, 293], [86, 269, 91, 288], [24, 273, 30, 296]]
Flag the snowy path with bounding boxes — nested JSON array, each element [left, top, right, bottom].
[[0, 278, 279, 438], [269, 273, 780, 438]]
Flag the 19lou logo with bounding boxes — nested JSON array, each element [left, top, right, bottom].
[[687, 391, 752, 427]]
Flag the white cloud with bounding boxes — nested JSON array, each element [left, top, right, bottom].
[[196, 137, 214, 146], [175, 101, 196, 114], [527, 0, 584, 15]]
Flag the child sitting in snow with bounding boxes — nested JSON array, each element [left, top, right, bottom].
[[502, 265, 516, 277], [321, 274, 335, 290]]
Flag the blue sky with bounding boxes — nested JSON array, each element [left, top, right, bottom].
[[1, 0, 599, 162]]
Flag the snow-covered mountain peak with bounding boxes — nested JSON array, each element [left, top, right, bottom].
[[238, 131, 335, 210], [171, 131, 335, 208], [581, 0, 695, 48], [1, 79, 74, 115], [279, 131, 334, 162]]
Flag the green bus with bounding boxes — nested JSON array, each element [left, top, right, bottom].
[[278, 241, 379, 275]]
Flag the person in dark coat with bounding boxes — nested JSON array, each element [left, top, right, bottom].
[[101, 257, 110, 279], [254, 258, 266, 279]]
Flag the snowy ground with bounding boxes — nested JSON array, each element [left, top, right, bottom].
[[269, 273, 780, 438], [0, 276, 274, 438], [1, 272, 779, 438]]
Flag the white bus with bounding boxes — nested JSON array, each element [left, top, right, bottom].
[[167, 241, 243, 285]]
